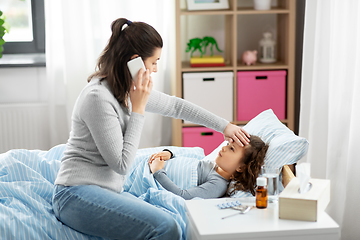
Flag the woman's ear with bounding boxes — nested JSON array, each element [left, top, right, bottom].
[[130, 54, 139, 60]]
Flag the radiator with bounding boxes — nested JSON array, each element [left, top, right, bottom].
[[0, 103, 51, 153]]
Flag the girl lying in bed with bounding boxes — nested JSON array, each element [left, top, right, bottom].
[[148, 135, 268, 199]]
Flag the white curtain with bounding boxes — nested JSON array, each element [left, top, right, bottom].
[[45, 0, 176, 148], [299, 1, 360, 239]]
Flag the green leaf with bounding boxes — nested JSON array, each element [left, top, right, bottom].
[[0, 19, 4, 25], [3, 22, 10, 32], [0, 38, 5, 46]]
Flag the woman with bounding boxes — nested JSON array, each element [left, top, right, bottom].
[[149, 135, 268, 200], [52, 18, 250, 240]]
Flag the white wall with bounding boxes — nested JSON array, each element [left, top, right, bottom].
[[0, 67, 47, 103], [0, 67, 68, 152]]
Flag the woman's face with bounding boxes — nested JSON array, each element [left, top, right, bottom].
[[143, 47, 162, 74], [215, 142, 245, 175]]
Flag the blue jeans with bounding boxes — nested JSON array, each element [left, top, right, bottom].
[[52, 185, 180, 240]]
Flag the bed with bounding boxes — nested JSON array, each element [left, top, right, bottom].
[[0, 109, 308, 240]]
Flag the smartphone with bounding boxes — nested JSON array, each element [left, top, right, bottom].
[[127, 57, 146, 84]]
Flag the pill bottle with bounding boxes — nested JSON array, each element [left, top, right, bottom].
[[256, 177, 267, 209]]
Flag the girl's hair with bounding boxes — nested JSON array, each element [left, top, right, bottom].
[[228, 135, 268, 196], [88, 18, 163, 107]]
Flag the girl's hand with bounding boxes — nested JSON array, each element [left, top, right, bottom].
[[149, 157, 166, 173], [223, 123, 250, 147], [130, 69, 153, 114], [148, 151, 172, 163]]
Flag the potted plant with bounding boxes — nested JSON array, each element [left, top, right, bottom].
[[0, 10, 8, 58]]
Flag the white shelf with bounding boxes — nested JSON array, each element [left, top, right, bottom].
[[172, 0, 296, 146]]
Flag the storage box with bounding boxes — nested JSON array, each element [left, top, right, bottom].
[[182, 127, 224, 155], [237, 70, 286, 121], [183, 72, 233, 123], [279, 177, 331, 222]]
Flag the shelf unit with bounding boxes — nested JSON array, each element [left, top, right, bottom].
[[172, 0, 296, 146]]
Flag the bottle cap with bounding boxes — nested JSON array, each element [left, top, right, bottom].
[[257, 177, 267, 187]]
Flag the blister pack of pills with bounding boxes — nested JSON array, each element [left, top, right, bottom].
[[217, 200, 242, 209]]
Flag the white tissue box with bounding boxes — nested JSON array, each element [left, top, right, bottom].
[[279, 177, 330, 222]]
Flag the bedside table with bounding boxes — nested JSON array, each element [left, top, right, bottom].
[[185, 198, 340, 240]]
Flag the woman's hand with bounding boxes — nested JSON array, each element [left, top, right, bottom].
[[223, 123, 250, 147], [130, 69, 153, 115], [149, 157, 166, 174], [148, 151, 172, 163]]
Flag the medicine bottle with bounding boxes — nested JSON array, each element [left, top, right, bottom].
[[256, 177, 267, 209]]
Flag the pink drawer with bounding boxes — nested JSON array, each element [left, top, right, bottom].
[[182, 127, 224, 155], [237, 70, 286, 121]]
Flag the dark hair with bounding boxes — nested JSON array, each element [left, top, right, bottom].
[[228, 135, 268, 196], [88, 18, 163, 107]]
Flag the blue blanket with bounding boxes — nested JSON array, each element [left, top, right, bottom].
[[0, 144, 205, 240], [123, 146, 203, 239]]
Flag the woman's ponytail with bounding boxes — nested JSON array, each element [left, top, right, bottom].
[[87, 17, 162, 107]]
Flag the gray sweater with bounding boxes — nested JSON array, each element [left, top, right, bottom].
[[153, 161, 229, 200], [55, 77, 229, 193]]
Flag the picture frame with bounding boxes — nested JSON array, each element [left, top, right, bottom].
[[186, 0, 229, 11]]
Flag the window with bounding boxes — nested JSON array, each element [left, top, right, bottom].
[[0, 0, 45, 54]]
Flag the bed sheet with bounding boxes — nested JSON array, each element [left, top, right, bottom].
[[0, 144, 107, 240], [0, 144, 205, 240]]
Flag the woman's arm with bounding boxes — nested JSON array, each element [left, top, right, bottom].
[[146, 90, 228, 133], [81, 88, 144, 175], [146, 90, 249, 146]]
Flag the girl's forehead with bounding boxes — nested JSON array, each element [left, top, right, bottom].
[[229, 142, 244, 150]]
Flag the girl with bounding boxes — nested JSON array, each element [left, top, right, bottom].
[[149, 135, 268, 199], [52, 18, 250, 240]]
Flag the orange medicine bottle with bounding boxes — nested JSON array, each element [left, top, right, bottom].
[[256, 177, 267, 209]]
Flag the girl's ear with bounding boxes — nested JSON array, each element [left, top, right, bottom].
[[236, 165, 244, 173]]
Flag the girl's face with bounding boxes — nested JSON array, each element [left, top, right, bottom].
[[215, 142, 246, 176], [143, 47, 162, 74]]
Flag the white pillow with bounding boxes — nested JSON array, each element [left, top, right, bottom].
[[243, 109, 309, 168]]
